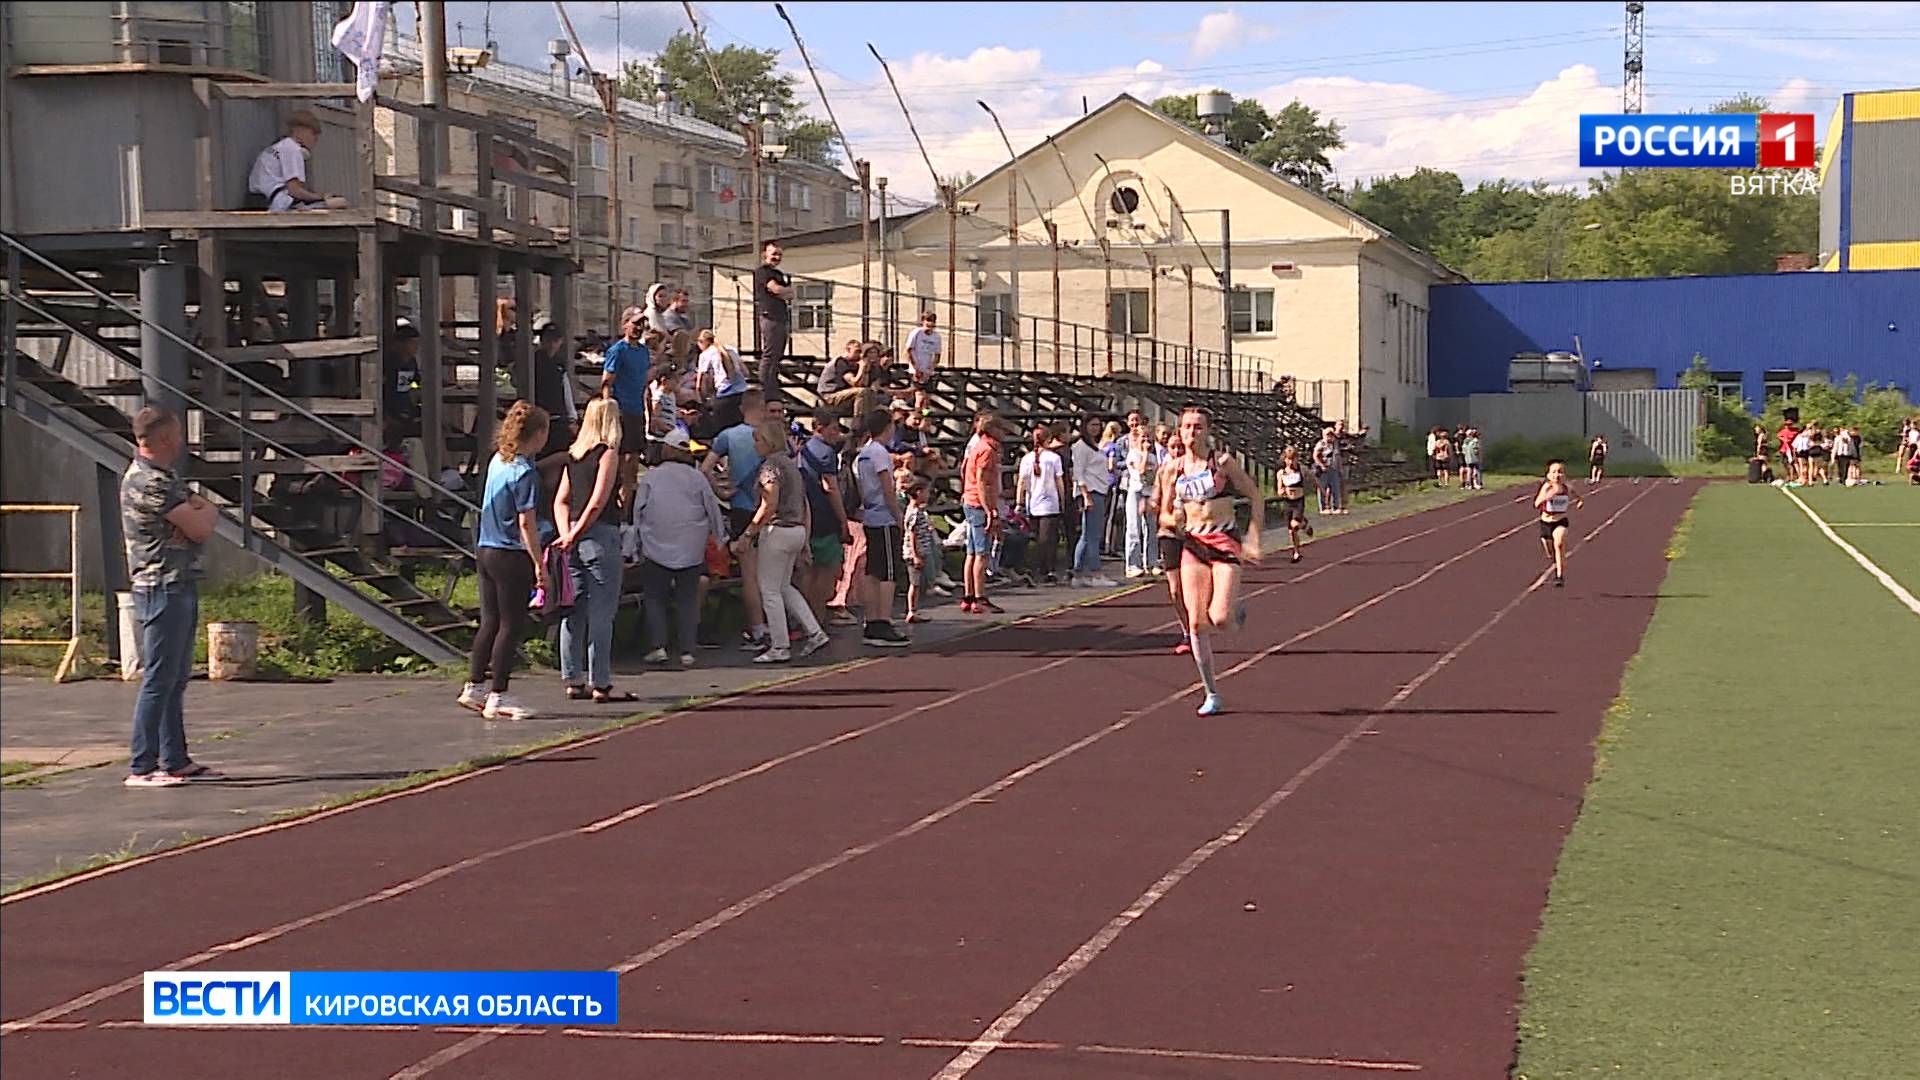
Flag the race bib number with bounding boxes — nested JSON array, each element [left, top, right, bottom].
[[1175, 469, 1216, 502]]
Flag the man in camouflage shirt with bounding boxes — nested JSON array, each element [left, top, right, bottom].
[[121, 407, 221, 787]]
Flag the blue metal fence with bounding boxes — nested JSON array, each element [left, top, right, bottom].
[[1429, 270, 1920, 407]]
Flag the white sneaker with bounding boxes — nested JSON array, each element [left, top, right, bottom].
[[456, 683, 488, 712], [934, 571, 957, 589], [1124, 567, 1145, 579], [643, 648, 669, 664], [1081, 575, 1120, 588], [483, 692, 535, 720], [679, 654, 697, 668], [797, 631, 832, 659]]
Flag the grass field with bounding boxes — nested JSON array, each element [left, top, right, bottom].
[[1515, 482, 1919, 1078]]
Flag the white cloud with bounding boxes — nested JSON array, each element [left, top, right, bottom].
[[795, 46, 1203, 205], [1188, 11, 1273, 61], [1262, 66, 1621, 187]]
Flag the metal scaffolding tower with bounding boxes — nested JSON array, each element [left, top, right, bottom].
[[1624, 1, 1645, 114]]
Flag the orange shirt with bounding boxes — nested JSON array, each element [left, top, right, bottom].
[[962, 435, 1001, 509]]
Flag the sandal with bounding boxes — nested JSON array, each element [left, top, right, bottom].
[[565, 685, 591, 701], [592, 688, 640, 704]]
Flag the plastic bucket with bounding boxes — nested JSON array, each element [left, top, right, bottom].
[[116, 592, 142, 682], [206, 621, 260, 681]]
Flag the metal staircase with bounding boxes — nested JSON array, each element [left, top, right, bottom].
[[3, 233, 478, 665]]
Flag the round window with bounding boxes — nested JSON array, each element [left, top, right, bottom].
[[1109, 186, 1140, 215]]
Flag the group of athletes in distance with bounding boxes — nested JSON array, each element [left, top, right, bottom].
[[1153, 407, 1588, 717]]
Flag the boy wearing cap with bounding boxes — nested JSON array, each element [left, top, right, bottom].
[[247, 110, 343, 211]]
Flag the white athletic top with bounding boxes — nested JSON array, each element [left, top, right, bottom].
[[1545, 493, 1572, 515], [1278, 468, 1305, 492]]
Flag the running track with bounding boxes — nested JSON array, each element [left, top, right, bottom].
[[1, 481, 1697, 1079]]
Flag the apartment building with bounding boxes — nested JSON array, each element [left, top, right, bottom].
[[382, 37, 862, 338]]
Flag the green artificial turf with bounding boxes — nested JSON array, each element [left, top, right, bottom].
[[1514, 482, 1920, 1080]]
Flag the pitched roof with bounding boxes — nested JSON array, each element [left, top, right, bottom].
[[939, 93, 1463, 281]]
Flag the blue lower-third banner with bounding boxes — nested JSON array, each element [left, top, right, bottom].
[[143, 971, 618, 1025]]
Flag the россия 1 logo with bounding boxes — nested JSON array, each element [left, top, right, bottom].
[[1580, 114, 1815, 169]]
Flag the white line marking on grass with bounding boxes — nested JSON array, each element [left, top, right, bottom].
[[929, 485, 1659, 1080], [390, 510, 1549, 1078], [1782, 489, 1920, 617], [1825, 522, 1920, 527], [2, 495, 1524, 1040]]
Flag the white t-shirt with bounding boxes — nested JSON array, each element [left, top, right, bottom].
[[698, 344, 747, 398], [905, 327, 942, 374], [248, 136, 309, 211], [1792, 431, 1813, 454], [1907, 428, 1920, 449], [1018, 450, 1065, 517], [853, 439, 899, 527]]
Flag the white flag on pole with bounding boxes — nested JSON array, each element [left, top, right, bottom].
[[331, 1, 393, 102]]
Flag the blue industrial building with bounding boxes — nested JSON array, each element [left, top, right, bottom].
[[1428, 270, 1919, 408]]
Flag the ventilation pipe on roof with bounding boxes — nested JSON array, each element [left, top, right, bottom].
[[548, 38, 570, 95]]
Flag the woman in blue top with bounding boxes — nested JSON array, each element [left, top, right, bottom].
[[459, 401, 551, 721]]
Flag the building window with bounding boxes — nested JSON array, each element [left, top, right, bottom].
[[626, 215, 639, 243], [977, 293, 1012, 338], [763, 175, 778, 206], [312, 1, 350, 80], [1107, 289, 1150, 337], [845, 191, 861, 220], [1229, 288, 1274, 335], [795, 280, 832, 331], [576, 133, 608, 171], [227, 1, 270, 74], [1707, 371, 1744, 400], [576, 196, 609, 238], [1763, 370, 1815, 401], [709, 164, 736, 191], [628, 156, 635, 184], [787, 183, 811, 211]]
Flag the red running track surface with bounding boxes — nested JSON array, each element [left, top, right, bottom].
[[0, 481, 1697, 1079]]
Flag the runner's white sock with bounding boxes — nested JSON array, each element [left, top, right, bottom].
[[1190, 633, 1220, 698]]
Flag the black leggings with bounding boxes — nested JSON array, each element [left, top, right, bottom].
[[1032, 514, 1061, 577], [471, 546, 536, 692]]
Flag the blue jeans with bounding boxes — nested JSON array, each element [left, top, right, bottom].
[[129, 581, 198, 775], [1123, 487, 1152, 573], [1319, 468, 1343, 511], [560, 522, 622, 689], [1074, 491, 1110, 575]]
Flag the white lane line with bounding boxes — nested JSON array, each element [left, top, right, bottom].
[[2, 492, 1522, 911], [1825, 522, 1920, 527], [930, 485, 1660, 1080], [388, 506, 1549, 1078], [2, 493, 1521, 1040], [1782, 488, 1920, 617], [903, 1036, 1422, 1072], [562, 1028, 888, 1046], [13, 1019, 1422, 1070]]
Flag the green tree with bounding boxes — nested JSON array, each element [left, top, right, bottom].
[[619, 33, 839, 165], [1342, 167, 1465, 254], [1152, 92, 1345, 190]]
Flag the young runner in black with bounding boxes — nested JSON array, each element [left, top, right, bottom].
[[1276, 446, 1314, 563], [1535, 459, 1585, 588]]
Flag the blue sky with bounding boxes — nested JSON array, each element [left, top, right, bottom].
[[412, 2, 1920, 202]]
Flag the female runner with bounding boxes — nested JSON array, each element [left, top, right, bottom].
[[1276, 446, 1313, 563], [1151, 432, 1190, 654], [1535, 458, 1585, 587], [1171, 407, 1263, 716]]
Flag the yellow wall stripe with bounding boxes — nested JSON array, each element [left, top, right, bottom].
[[1852, 90, 1920, 123], [1847, 241, 1920, 271]]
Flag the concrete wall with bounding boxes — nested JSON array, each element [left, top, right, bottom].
[[1416, 388, 1702, 465]]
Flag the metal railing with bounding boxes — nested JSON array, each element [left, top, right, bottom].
[[614, 246, 1276, 395], [2, 231, 479, 523], [0, 504, 83, 683], [4, 287, 475, 559]]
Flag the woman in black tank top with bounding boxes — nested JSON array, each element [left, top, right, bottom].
[[554, 398, 632, 702]]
